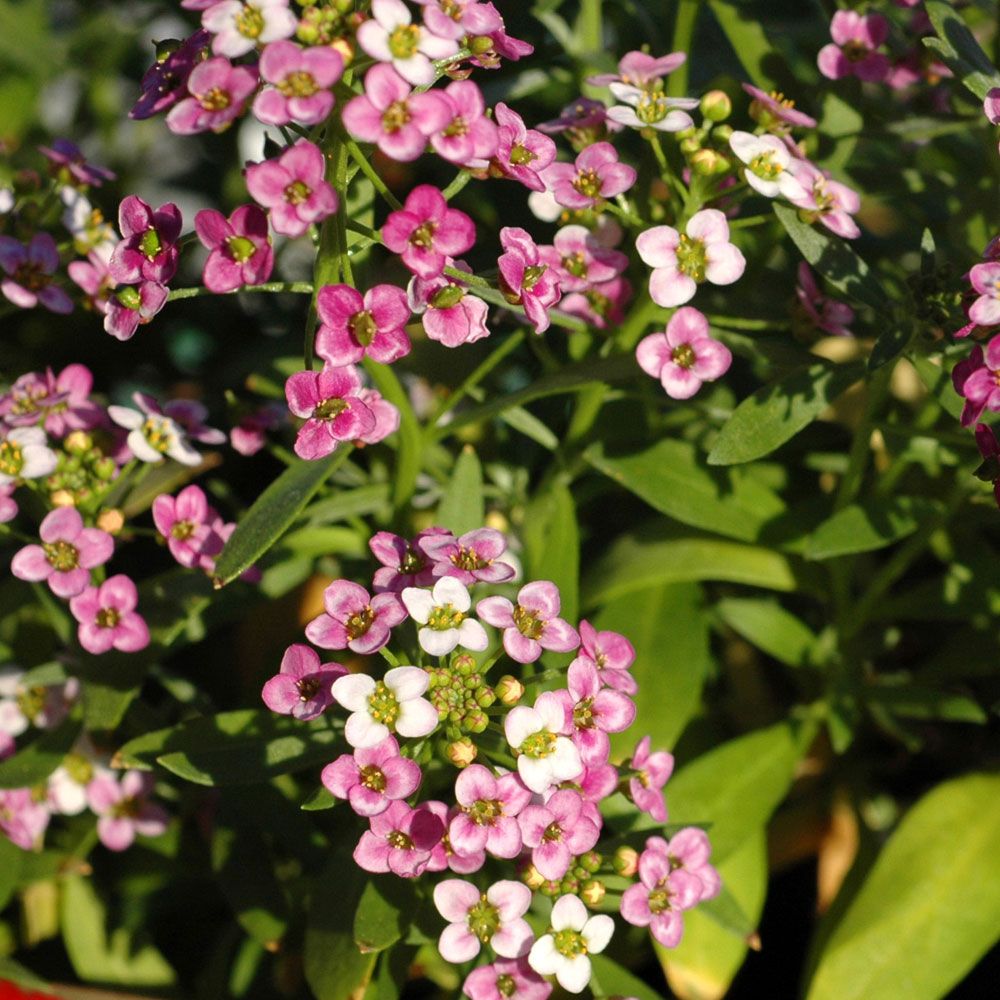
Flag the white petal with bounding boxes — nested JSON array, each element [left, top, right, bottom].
[[332, 673, 376, 712], [107, 405, 142, 429], [550, 894, 587, 932], [504, 706, 541, 750], [394, 696, 439, 738], [402, 587, 434, 624], [385, 665, 429, 700], [127, 430, 166, 464], [517, 755, 554, 794], [169, 438, 202, 467], [419, 626, 459, 657], [551, 737, 583, 783], [581, 914, 614, 954], [528, 934, 559, 976], [433, 576, 471, 613], [556, 955, 592, 995], [457, 619, 488, 652], [345, 711, 388, 749]]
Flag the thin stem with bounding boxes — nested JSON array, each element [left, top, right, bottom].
[[343, 135, 403, 211], [441, 170, 472, 201], [728, 214, 774, 229], [167, 282, 313, 302], [706, 314, 788, 331]]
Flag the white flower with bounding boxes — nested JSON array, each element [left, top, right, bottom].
[[60, 187, 115, 255], [402, 577, 489, 657], [203, 0, 296, 59], [528, 894, 615, 994], [356, 0, 458, 87], [728, 131, 805, 199], [331, 665, 439, 748], [47, 735, 111, 816], [503, 692, 582, 794], [0, 427, 58, 486], [0, 666, 29, 738], [606, 83, 697, 132], [108, 406, 202, 466]]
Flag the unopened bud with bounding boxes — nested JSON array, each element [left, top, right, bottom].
[[446, 737, 477, 768], [580, 850, 602, 873], [96, 508, 125, 535], [521, 863, 545, 890], [700, 89, 732, 122], [679, 135, 701, 155], [613, 845, 639, 877], [330, 38, 355, 65], [469, 34, 494, 55], [476, 687, 495, 709], [63, 431, 92, 455], [539, 879, 562, 897], [691, 148, 724, 176], [430, 284, 465, 309], [465, 710, 488, 734], [581, 879, 606, 907], [559, 877, 580, 895], [453, 654, 476, 677], [714, 124, 734, 143], [50, 490, 75, 508], [496, 675, 524, 706]]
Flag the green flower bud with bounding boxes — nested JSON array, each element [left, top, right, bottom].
[[700, 89, 732, 122]]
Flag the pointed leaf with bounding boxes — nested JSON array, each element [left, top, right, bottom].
[[716, 597, 818, 667], [804, 496, 942, 559], [923, 1, 1000, 100], [437, 445, 484, 536]]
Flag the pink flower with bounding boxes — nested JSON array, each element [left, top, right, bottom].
[[11, 507, 114, 598], [285, 366, 376, 460], [742, 83, 816, 132], [68, 244, 116, 315], [636, 209, 745, 308], [314, 283, 411, 366], [195, 205, 274, 293], [462, 957, 552, 1000], [152, 484, 221, 568], [322, 735, 421, 816], [728, 131, 805, 200], [408, 261, 490, 347], [421, 527, 514, 585], [414, 0, 503, 40], [956, 336, 1000, 426], [86, 771, 169, 851], [788, 159, 861, 239], [245, 139, 338, 238], [558, 658, 636, 765], [796, 263, 854, 338], [370, 527, 450, 592], [356, 0, 458, 87], [103, 281, 168, 341], [493, 103, 557, 192], [261, 643, 345, 720], [817, 11, 890, 82], [469, 7, 533, 68], [449, 763, 531, 858], [354, 388, 398, 445], [588, 50, 686, 89], [539, 225, 627, 293], [537, 98, 621, 139], [38, 139, 115, 187], [646, 829, 721, 902], [969, 262, 1000, 328], [0, 364, 100, 436], [353, 799, 443, 876], [986, 88, 1000, 127], [429, 80, 498, 168], [69, 575, 150, 655], [0, 234, 72, 314], [382, 185, 476, 279], [109, 196, 182, 285], [0, 789, 50, 849], [131, 30, 212, 120], [497, 227, 562, 334], [253, 39, 343, 125], [953, 346, 988, 427], [165, 56, 258, 134], [342, 64, 450, 163], [502, 692, 582, 794], [974, 423, 1000, 509], [203, 0, 296, 58], [0, 487, 16, 524], [578, 761, 618, 802], [230, 402, 284, 455], [636, 306, 732, 400], [560, 275, 632, 330], [627, 735, 674, 822], [619, 843, 703, 947], [478, 581, 579, 664], [575, 619, 637, 694], [305, 579, 407, 656], [434, 879, 533, 962], [543, 142, 636, 210], [332, 665, 438, 748], [422, 799, 486, 874], [518, 789, 600, 880]]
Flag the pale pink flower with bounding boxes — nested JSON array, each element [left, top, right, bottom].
[[332, 665, 438, 748], [322, 735, 421, 816], [245, 139, 338, 238], [408, 261, 490, 347], [0, 667, 78, 737], [0, 789, 50, 849], [557, 658, 636, 765], [11, 507, 113, 598], [165, 56, 259, 134], [357, 0, 458, 86], [87, 771, 168, 851], [627, 735, 674, 823], [543, 142, 636, 210], [284, 366, 376, 460], [469, 7, 533, 68], [382, 184, 476, 279], [560, 275, 632, 330], [502, 692, 582, 794], [728, 131, 805, 200], [305, 579, 406, 655], [528, 895, 614, 994], [449, 764, 531, 858], [796, 263, 854, 337], [253, 39, 343, 125], [477, 581, 579, 664], [588, 50, 686, 89], [0, 364, 101, 436], [69, 575, 150, 655], [574, 619, 637, 694], [0, 488, 16, 524], [788, 159, 861, 239], [203, 0, 296, 58], [497, 227, 561, 334], [518, 789, 600, 880], [422, 799, 486, 874], [230, 402, 284, 455], [645, 829, 721, 902], [314, 283, 411, 366], [818, 11, 890, 82], [0, 234, 72, 314], [68, 244, 116, 315], [152, 484, 222, 568], [635, 306, 732, 399], [493, 103, 557, 191], [371, 528, 451, 592], [970, 262, 1000, 327], [414, 0, 502, 40], [434, 878, 533, 962], [742, 83, 816, 132], [429, 80, 498, 168], [353, 799, 444, 876], [538, 225, 627, 293], [195, 205, 273, 293], [619, 843, 703, 947], [462, 957, 552, 1000], [354, 389, 400, 446], [261, 643, 345, 720]]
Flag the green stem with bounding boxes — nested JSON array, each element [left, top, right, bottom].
[[167, 282, 313, 302], [343, 135, 403, 211], [579, 0, 603, 58], [667, 0, 700, 96], [706, 314, 787, 330], [441, 170, 472, 201], [834, 364, 892, 512], [728, 214, 774, 229]]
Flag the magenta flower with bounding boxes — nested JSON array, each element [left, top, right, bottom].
[[628, 735, 674, 822], [0, 364, 100, 436], [796, 263, 854, 338], [332, 665, 438, 748], [429, 80, 498, 168], [342, 64, 450, 163], [0, 789, 51, 849], [152, 484, 220, 568], [305, 579, 406, 656], [953, 346, 988, 427], [636, 306, 732, 400], [559, 658, 636, 765], [421, 527, 513, 585], [245, 139, 339, 238], [478, 581, 579, 664], [414, 0, 503, 40], [109, 196, 182, 285], [575, 619, 637, 694], [636, 209, 745, 308], [470, 9, 533, 68], [165, 56, 258, 134], [322, 735, 421, 816], [69, 575, 150, 655], [970, 262, 1000, 327], [370, 527, 450, 592], [68, 244, 116, 316], [543, 142, 637, 210], [974, 423, 1000, 509], [86, 771, 168, 852], [11, 507, 114, 598], [434, 878, 533, 962], [502, 692, 582, 794], [539, 225, 627, 293], [497, 227, 562, 334], [619, 844, 703, 947], [314, 283, 411, 367], [986, 88, 1000, 153], [230, 402, 284, 455], [131, 30, 212, 120], [353, 799, 444, 876], [462, 957, 552, 1000], [560, 275, 632, 331], [104, 281, 168, 341], [356, 0, 458, 87], [382, 185, 476, 280], [253, 39, 343, 126], [203, 0, 296, 58], [646, 829, 721, 902], [788, 159, 861, 239], [408, 260, 490, 347], [449, 763, 531, 858], [742, 83, 816, 132], [817, 11, 890, 82], [956, 336, 1000, 426], [0, 234, 72, 314], [285, 366, 375, 460], [518, 789, 600, 880], [493, 103, 557, 192], [39, 139, 115, 187], [195, 205, 274, 293], [261, 643, 345, 721], [588, 49, 686, 89]]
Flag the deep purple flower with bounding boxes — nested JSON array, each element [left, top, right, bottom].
[[131, 30, 212, 120], [245, 139, 338, 238], [0, 234, 72, 314], [261, 643, 346, 720], [38, 139, 115, 187], [974, 423, 1000, 509], [109, 195, 183, 285], [195, 205, 274, 293], [230, 402, 284, 455]]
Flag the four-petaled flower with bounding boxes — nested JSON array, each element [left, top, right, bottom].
[[478, 581, 579, 664], [502, 692, 582, 793], [322, 735, 422, 816], [284, 366, 376, 460], [527, 894, 614, 994], [305, 579, 406, 655], [635, 306, 732, 400], [402, 577, 489, 657], [382, 185, 476, 279], [69, 575, 150, 655], [261, 643, 346, 720], [314, 283, 412, 367], [433, 878, 534, 963], [332, 666, 438, 748]]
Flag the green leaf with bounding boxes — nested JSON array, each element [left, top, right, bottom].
[[499, 406, 560, 450], [0, 715, 80, 789], [214, 449, 352, 586], [707, 361, 863, 466], [597, 584, 711, 754], [117, 710, 340, 786], [586, 439, 786, 543], [909, 353, 965, 420], [523, 483, 580, 625], [866, 685, 987, 724], [774, 203, 890, 317], [806, 773, 1000, 1000], [923, 1, 1000, 100], [716, 597, 818, 668], [301, 786, 337, 811], [302, 483, 391, 525], [668, 722, 803, 862], [0, 957, 49, 993], [804, 496, 942, 560], [591, 953, 668, 1000], [706, 0, 785, 90], [354, 878, 415, 953], [437, 445, 484, 535]]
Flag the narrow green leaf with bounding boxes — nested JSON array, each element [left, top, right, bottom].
[[866, 685, 987, 724], [214, 449, 351, 586], [0, 715, 80, 789], [923, 1, 1000, 100], [773, 203, 889, 316], [301, 786, 337, 811], [364, 358, 423, 512], [0, 957, 48, 993], [301, 483, 391, 525], [806, 773, 1000, 1000], [499, 405, 560, 450], [523, 484, 580, 625], [437, 445, 484, 535], [354, 878, 416, 953], [805, 496, 942, 559], [706, 0, 781, 89], [586, 439, 786, 543], [909, 353, 965, 420], [707, 362, 863, 466], [716, 597, 818, 667], [590, 954, 668, 1000]]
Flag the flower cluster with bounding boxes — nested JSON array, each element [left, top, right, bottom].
[[260, 526, 718, 995]]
